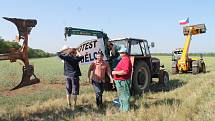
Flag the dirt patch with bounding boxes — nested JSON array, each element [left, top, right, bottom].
[[1, 81, 91, 97], [1, 83, 65, 97], [2, 83, 44, 97], [47, 83, 65, 89]]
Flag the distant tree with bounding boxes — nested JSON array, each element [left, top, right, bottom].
[[152, 52, 215, 57], [0, 39, 54, 58]]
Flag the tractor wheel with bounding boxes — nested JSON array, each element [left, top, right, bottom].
[[202, 62, 206, 73], [192, 61, 200, 75], [192, 66, 199, 74], [132, 61, 151, 95], [172, 61, 178, 74], [172, 68, 178, 74], [159, 70, 170, 87]]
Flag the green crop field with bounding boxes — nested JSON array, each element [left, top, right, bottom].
[[0, 56, 215, 121]]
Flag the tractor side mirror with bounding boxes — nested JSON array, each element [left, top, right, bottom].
[[151, 42, 155, 48]]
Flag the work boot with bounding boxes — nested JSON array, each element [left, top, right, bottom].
[[96, 94, 103, 109]]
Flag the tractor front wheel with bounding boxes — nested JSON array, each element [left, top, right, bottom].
[[159, 70, 170, 88], [192, 61, 200, 75], [202, 62, 206, 73]]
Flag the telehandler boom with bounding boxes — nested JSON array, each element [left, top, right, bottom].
[[172, 24, 206, 74]]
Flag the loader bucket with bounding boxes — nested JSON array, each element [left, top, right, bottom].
[[3, 17, 37, 37], [183, 24, 206, 36], [10, 65, 40, 90]]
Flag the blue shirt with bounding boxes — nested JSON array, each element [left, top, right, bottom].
[[57, 52, 84, 77]]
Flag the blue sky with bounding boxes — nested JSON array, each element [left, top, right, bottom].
[[0, 0, 214, 53]]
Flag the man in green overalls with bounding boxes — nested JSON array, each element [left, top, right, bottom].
[[112, 47, 132, 112]]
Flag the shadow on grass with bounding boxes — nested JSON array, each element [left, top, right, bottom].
[[0, 101, 117, 121], [148, 79, 187, 93], [144, 98, 181, 109]]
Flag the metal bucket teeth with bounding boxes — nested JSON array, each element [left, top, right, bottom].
[[10, 65, 40, 91]]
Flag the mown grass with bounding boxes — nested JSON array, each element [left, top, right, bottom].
[[0, 56, 215, 121]]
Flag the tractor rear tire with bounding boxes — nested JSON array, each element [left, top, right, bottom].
[[132, 61, 151, 96]]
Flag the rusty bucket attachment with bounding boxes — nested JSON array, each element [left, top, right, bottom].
[[183, 24, 206, 36], [1, 17, 39, 90], [3, 17, 37, 38], [10, 65, 40, 90]]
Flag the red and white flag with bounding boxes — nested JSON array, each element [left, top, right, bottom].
[[179, 18, 189, 25]]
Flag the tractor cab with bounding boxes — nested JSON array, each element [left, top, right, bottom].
[[110, 38, 169, 94], [110, 38, 151, 57], [172, 48, 183, 61]]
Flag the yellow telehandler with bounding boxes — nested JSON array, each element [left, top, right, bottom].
[[172, 24, 206, 74]]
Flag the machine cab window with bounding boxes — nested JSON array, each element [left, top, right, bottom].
[[130, 40, 143, 55], [111, 39, 129, 52], [130, 39, 151, 56], [143, 41, 150, 56]]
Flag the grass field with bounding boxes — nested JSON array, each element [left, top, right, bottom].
[[0, 56, 215, 121]]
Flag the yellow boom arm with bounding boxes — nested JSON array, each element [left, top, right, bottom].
[[177, 24, 206, 72], [178, 30, 192, 71]]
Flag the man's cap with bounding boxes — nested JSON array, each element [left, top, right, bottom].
[[118, 47, 128, 53]]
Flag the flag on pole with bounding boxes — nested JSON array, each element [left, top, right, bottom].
[[179, 17, 189, 25]]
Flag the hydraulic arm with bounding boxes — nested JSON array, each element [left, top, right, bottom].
[[64, 27, 110, 58], [64, 27, 108, 38]]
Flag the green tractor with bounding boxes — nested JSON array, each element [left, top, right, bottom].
[[64, 27, 170, 95]]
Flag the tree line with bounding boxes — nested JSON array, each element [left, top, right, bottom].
[[152, 53, 215, 57], [0, 38, 55, 58]]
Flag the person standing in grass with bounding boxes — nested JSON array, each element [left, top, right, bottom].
[[88, 52, 113, 109], [107, 42, 121, 70], [112, 47, 132, 112], [57, 48, 84, 108]]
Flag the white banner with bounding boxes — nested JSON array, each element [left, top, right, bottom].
[[77, 38, 107, 64]]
